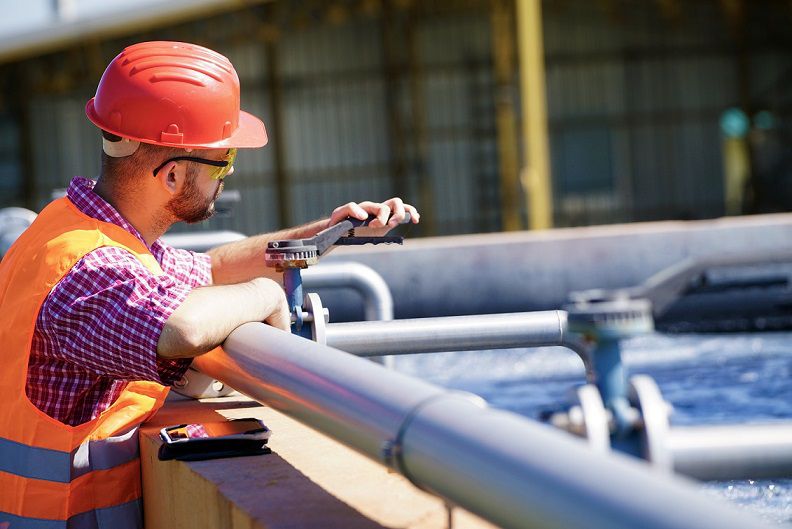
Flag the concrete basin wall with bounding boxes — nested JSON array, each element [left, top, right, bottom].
[[318, 214, 792, 320]]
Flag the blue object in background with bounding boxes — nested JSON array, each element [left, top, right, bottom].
[[721, 107, 750, 139]]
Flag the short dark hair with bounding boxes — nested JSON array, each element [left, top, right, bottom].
[[98, 131, 196, 196]]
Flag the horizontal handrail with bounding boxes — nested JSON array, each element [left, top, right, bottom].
[[193, 323, 772, 529], [323, 310, 590, 375], [669, 422, 792, 480], [323, 310, 577, 355]]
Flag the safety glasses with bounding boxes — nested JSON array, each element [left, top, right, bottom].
[[152, 148, 237, 180]]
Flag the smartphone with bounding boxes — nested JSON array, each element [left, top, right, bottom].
[[158, 418, 271, 461], [160, 418, 271, 444]]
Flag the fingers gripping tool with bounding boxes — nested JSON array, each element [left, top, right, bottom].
[[264, 214, 409, 338]]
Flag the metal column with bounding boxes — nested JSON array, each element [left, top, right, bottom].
[[516, 0, 553, 229], [492, 0, 523, 231]]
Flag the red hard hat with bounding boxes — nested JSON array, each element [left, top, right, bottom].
[[85, 41, 267, 149]]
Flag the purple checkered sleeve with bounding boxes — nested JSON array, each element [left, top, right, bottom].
[[26, 177, 214, 426]]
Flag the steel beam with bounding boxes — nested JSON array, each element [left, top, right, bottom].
[[193, 323, 773, 529]]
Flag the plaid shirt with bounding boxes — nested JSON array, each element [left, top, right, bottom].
[[26, 177, 213, 426]]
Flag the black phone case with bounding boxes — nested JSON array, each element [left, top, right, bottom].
[[158, 437, 271, 461]]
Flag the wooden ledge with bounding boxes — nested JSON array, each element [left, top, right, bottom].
[[140, 394, 497, 529]]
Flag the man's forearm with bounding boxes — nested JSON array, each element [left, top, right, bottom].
[[207, 218, 329, 285], [157, 278, 289, 359]]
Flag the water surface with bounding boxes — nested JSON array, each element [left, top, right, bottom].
[[393, 332, 792, 526]]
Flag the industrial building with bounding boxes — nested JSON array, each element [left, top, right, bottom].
[[0, 0, 789, 236]]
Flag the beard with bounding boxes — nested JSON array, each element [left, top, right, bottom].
[[166, 170, 224, 224]]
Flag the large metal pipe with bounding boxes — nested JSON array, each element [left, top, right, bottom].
[[324, 311, 577, 356], [303, 262, 394, 322], [162, 230, 246, 253], [193, 323, 772, 529], [669, 423, 792, 480], [0, 207, 37, 258]]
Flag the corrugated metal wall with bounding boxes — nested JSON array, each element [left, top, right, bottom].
[[544, 1, 792, 225], [2, 0, 791, 236], [29, 91, 99, 202], [0, 112, 21, 204], [279, 21, 392, 227]]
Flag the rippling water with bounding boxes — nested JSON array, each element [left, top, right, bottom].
[[393, 332, 792, 526]]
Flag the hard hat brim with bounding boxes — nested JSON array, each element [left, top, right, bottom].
[[86, 99, 268, 150], [221, 110, 269, 149]]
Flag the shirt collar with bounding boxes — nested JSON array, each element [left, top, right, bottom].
[[66, 177, 165, 254]]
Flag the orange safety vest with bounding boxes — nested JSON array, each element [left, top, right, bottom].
[[0, 197, 170, 528]]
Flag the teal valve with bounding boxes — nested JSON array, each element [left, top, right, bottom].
[[264, 214, 409, 336], [566, 295, 654, 452], [284, 267, 310, 337]]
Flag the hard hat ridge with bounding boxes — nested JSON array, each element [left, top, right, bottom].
[[85, 41, 267, 150]]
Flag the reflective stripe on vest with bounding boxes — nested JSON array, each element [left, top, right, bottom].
[[0, 459, 142, 521], [0, 499, 142, 529], [0, 197, 171, 527], [0, 426, 138, 482]]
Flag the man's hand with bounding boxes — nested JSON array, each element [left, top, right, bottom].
[[328, 197, 420, 236], [207, 198, 420, 286]]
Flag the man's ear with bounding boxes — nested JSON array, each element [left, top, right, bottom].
[[154, 162, 181, 196]]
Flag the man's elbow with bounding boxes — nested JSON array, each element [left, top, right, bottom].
[[157, 318, 212, 359]]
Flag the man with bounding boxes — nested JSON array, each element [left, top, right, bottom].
[[0, 41, 418, 528]]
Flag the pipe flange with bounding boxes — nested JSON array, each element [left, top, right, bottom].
[[565, 297, 654, 339], [576, 384, 611, 453], [304, 293, 327, 344], [265, 239, 319, 269], [628, 375, 672, 472]]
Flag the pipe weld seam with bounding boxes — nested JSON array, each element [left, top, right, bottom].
[[383, 391, 488, 491]]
